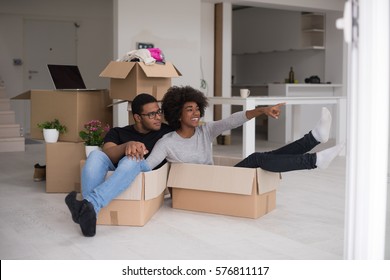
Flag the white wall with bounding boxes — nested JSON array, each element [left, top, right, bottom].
[[325, 11, 344, 84], [115, 0, 201, 89], [201, 2, 215, 98], [114, 0, 205, 125], [205, 0, 344, 12], [0, 14, 24, 98], [232, 7, 343, 86]]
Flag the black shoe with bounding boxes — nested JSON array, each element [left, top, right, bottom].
[[33, 163, 46, 182], [79, 200, 97, 237], [65, 191, 82, 224]]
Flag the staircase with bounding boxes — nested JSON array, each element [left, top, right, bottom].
[[0, 86, 25, 152]]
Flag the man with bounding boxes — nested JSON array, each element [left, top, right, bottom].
[[65, 93, 172, 237]]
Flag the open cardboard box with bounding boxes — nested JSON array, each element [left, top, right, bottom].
[[12, 90, 112, 142], [167, 156, 281, 219], [99, 61, 181, 101], [80, 161, 169, 226]]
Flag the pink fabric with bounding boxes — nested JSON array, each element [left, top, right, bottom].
[[148, 48, 164, 62]]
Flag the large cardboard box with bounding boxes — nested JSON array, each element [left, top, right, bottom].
[[12, 90, 112, 142], [46, 142, 86, 193], [80, 161, 169, 226], [99, 61, 181, 101], [167, 156, 280, 219]]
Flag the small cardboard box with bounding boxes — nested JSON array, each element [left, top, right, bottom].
[[46, 142, 86, 193], [80, 161, 169, 226], [167, 156, 280, 219], [12, 89, 112, 142], [99, 61, 181, 101]]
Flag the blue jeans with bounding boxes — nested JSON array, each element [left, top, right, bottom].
[[234, 132, 319, 172], [81, 150, 151, 214]]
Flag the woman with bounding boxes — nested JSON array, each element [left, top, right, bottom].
[[145, 86, 344, 172]]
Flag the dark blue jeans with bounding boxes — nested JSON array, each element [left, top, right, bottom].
[[234, 132, 319, 172]]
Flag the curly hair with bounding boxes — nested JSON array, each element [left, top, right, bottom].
[[162, 86, 208, 130]]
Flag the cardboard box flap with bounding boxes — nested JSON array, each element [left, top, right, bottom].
[[138, 62, 181, 78], [172, 64, 182, 77], [107, 99, 128, 107], [99, 61, 136, 79], [167, 163, 256, 195], [106, 171, 143, 200], [144, 163, 169, 200], [256, 169, 280, 194], [11, 90, 32, 100]]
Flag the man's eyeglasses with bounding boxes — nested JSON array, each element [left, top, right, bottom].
[[140, 109, 163, 119]]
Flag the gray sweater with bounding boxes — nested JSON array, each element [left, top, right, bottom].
[[146, 111, 248, 169]]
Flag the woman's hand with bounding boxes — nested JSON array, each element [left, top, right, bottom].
[[263, 103, 285, 119], [125, 141, 149, 160], [103, 141, 149, 164], [246, 103, 286, 120]]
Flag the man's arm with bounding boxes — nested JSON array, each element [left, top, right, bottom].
[[103, 141, 148, 165]]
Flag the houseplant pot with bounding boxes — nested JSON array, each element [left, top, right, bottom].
[[79, 120, 109, 157], [43, 128, 60, 143], [85, 145, 102, 157], [37, 119, 67, 143]]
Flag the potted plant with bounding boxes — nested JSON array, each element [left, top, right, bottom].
[[79, 120, 110, 157], [37, 119, 67, 143]]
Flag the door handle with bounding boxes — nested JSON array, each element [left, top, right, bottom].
[[28, 70, 39, 74]]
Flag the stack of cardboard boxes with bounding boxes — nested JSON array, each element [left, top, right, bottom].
[[13, 89, 113, 193], [97, 60, 181, 226]]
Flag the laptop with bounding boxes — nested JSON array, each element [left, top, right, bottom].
[[47, 64, 98, 91]]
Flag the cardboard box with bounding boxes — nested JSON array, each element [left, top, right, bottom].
[[99, 61, 181, 101], [12, 90, 112, 142], [46, 142, 86, 193], [80, 161, 169, 226], [167, 156, 280, 219]]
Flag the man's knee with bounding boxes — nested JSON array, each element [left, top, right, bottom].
[[84, 150, 108, 172], [88, 150, 107, 161], [117, 157, 139, 171]]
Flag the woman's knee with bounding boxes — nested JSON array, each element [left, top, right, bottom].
[[245, 152, 266, 167], [247, 152, 264, 160]]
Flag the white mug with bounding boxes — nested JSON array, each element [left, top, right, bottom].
[[240, 88, 250, 98]]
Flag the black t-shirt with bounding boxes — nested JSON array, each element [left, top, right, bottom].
[[103, 123, 173, 169]]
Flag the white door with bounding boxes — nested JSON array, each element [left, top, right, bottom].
[[20, 19, 77, 134], [23, 19, 77, 90], [340, 0, 389, 259]]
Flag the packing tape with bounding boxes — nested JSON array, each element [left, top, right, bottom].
[[74, 182, 81, 193], [110, 211, 119, 225], [152, 85, 157, 98]]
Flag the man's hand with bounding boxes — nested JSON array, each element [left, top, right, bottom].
[[125, 141, 149, 160]]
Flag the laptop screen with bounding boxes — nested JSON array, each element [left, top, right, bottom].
[[47, 64, 87, 90]]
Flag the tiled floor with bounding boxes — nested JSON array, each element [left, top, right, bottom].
[[0, 131, 389, 260]]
